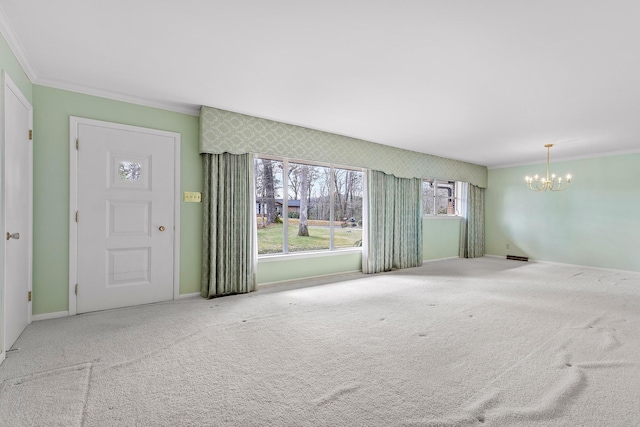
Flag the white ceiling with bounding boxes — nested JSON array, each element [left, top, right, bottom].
[[1, 0, 639, 168]]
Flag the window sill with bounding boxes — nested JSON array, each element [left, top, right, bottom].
[[258, 247, 362, 262]]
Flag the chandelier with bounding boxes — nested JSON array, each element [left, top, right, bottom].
[[525, 144, 571, 192]]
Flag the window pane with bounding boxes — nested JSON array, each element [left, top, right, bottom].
[[436, 187, 450, 198], [119, 161, 142, 182], [454, 181, 464, 216], [435, 196, 449, 215], [255, 158, 284, 254], [334, 168, 363, 249], [287, 162, 331, 252], [436, 180, 456, 215], [255, 157, 365, 255], [423, 179, 435, 215]]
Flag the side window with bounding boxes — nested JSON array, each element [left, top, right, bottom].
[[423, 179, 458, 216], [436, 180, 455, 215]]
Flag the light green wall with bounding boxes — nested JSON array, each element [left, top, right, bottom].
[[257, 217, 462, 285], [32, 85, 202, 315], [423, 218, 461, 261], [486, 154, 640, 272], [0, 34, 32, 103], [258, 252, 362, 285]]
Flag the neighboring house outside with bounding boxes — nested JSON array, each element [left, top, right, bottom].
[[279, 199, 301, 214], [256, 198, 301, 216]]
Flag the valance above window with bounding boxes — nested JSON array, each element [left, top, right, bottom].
[[200, 106, 488, 187]]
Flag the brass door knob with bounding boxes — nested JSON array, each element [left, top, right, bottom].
[[159, 226, 166, 232]]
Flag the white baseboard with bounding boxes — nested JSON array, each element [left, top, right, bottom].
[[0, 351, 5, 365], [32, 296, 203, 321], [529, 259, 640, 275], [484, 254, 640, 275], [32, 311, 69, 322], [422, 256, 459, 264], [177, 292, 201, 299]]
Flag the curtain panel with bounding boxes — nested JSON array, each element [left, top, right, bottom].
[[201, 153, 257, 298], [459, 183, 485, 258], [363, 170, 423, 273]]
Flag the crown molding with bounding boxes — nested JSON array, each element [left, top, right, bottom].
[[488, 148, 640, 170], [0, 3, 37, 81], [0, 5, 199, 116], [36, 77, 201, 116]]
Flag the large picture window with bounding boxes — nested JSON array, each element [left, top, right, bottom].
[[255, 156, 363, 254], [423, 179, 460, 216]]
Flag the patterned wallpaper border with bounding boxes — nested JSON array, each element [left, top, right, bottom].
[[200, 106, 487, 187]]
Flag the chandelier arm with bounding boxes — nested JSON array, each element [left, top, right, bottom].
[[525, 144, 572, 192], [530, 180, 543, 192]]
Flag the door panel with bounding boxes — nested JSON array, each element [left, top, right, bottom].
[[3, 77, 32, 351], [108, 247, 150, 284], [76, 123, 175, 313], [108, 201, 151, 236]]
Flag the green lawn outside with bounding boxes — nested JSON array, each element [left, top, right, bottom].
[[258, 223, 362, 254]]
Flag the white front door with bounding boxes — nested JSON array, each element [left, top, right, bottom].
[[2, 73, 32, 353], [73, 119, 179, 314]]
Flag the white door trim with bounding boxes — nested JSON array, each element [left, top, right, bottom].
[[69, 117, 181, 316], [1, 72, 33, 359]]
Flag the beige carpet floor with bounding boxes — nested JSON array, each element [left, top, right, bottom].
[[1, 257, 639, 426]]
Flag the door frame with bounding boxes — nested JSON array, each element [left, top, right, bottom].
[[1, 72, 33, 361], [68, 117, 181, 316]]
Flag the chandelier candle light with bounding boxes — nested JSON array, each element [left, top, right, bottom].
[[525, 144, 572, 192]]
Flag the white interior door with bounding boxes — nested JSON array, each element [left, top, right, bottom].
[[2, 73, 32, 353], [74, 120, 178, 314]]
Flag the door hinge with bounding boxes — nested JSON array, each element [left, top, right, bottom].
[[75, 284, 78, 295], [29, 130, 33, 140], [28, 291, 32, 302], [75, 211, 79, 222], [76, 138, 79, 150]]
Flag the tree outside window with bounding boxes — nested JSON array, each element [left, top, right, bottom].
[[255, 156, 363, 254]]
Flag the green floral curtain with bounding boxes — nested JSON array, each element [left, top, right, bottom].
[[459, 183, 485, 258], [201, 153, 257, 297], [363, 170, 423, 273]]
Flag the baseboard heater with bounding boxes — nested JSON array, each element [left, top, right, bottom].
[[506, 255, 529, 262]]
